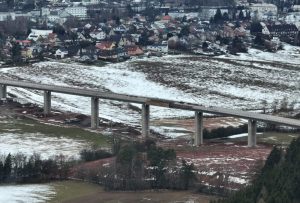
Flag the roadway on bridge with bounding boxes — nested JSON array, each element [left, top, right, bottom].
[[1, 79, 300, 128]]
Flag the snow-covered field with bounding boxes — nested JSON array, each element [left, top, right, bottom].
[[0, 44, 299, 137], [228, 132, 263, 139], [0, 132, 89, 159], [218, 43, 300, 65], [0, 117, 89, 203], [0, 184, 55, 203], [0, 114, 91, 159]]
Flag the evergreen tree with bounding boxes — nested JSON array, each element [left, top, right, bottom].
[[214, 8, 223, 24], [3, 154, 12, 180], [180, 25, 190, 37], [6, 0, 14, 10], [180, 160, 196, 190], [126, 4, 134, 18], [250, 22, 263, 35], [238, 10, 244, 20], [223, 12, 229, 21], [0, 161, 3, 181], [11, 42, 22, 63], [147, 147, 176, 188]]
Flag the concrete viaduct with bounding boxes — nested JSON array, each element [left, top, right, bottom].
[[1, 79, 300, 147]]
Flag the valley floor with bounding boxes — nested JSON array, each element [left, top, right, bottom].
[[50, 181, 217, 203]]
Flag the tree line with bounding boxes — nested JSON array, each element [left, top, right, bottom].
[[74, 140, 197, 191], [0, 153, 71, 183]]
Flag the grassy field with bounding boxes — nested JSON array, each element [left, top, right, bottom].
[[0, 116, 109, 147], [49, 181, 103, 203], [49, 181, 216, 203], [229, 132, 300, 146]]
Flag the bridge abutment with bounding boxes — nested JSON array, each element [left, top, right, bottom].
[[44, 90, 51, 116], [142, 104, 150, 138], [248, 119, 257, 147], [195, 111, 204, 145], [0, 84, 7, 99], [91, 97, 99, 129]]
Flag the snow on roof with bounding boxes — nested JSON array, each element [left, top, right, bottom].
[[30, 29, 53, 36], [250, 3, 277, 8]]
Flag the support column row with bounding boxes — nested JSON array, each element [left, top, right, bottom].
[[44, 90, 51, 116], [0, 85, 7, 99], [91, 97, 99, 129], [248, 119, 257, 147], [142, 104, 150, 138], [195, 111, 204, 146]]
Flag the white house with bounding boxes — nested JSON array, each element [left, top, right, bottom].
[[293, 5, 300, 12], [55, 48, 69, 59], [27, 29, 53, 41]]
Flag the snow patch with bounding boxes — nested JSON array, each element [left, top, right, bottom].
[[0, 184, 55, 203]]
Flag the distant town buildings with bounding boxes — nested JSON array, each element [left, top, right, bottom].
[[0, 0, 298, 63]]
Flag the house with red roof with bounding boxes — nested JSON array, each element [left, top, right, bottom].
[[125, 45, 144, 56], [95, 41, 115, 50]]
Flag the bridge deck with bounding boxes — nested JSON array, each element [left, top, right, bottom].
[[1, 79, 300, 128]]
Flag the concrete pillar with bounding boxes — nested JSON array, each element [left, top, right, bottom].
[[142, 104, 150, 138], [248, 119, 257, 147], [0, 85, 7, 99], [91, 97, 99, 129], [44, 90, 51, 116], [195, 111, 204, 145]]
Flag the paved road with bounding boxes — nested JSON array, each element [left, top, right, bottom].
[[1, 79, 300, 128]]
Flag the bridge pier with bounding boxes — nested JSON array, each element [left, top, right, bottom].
[[195, 111, 204, 145], [91, 97, 99, 129], [44, 90, 51, 116], [142, 104, 150, 138], [0, 85, 7, 99], [248, 119, 257, 147]]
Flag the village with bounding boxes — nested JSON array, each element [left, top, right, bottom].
[[0, 0, 299, 64]]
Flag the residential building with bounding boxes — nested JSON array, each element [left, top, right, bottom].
[[249, 3, 277, 20], [0, 12, 15, 21], [147, 41, 168, 53], [28, 29, 53, 41], [65, 6, 87, 19], [55, 48, 69, 58], [262, 23, 298, 37]]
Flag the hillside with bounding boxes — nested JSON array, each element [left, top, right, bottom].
[[216, 137, 300, 203]]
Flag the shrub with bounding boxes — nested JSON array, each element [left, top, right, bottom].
[[80, 149, 112, 162]]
